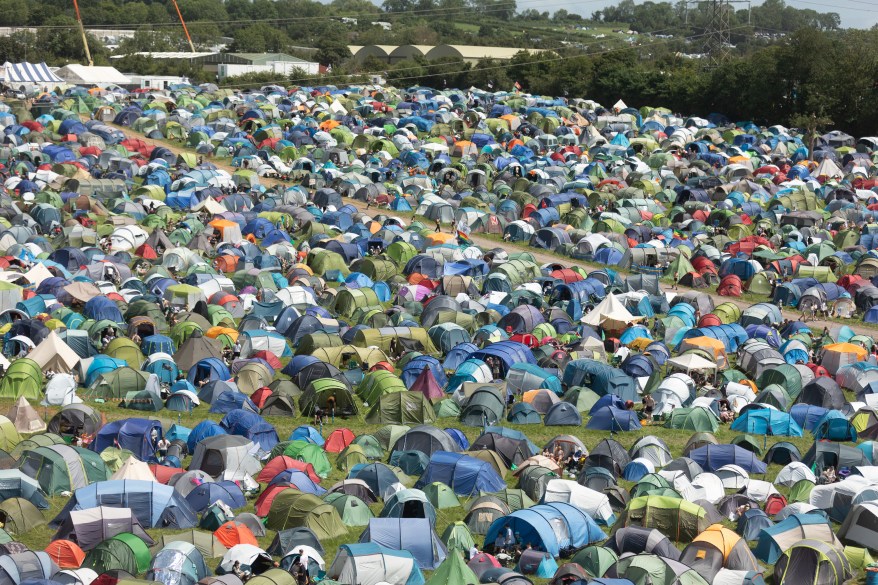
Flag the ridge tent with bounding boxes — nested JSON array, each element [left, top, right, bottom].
[[327, 543, 424, 585], [359, 517, 446, 569]]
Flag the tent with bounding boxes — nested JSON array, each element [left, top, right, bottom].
[[327, 543, 424, 585], [613, 496, 710, 542], [53, 506, 153, 550], [415, 451, 506, 496], [17, 444, 110, 495], [359, 518, 446, 569], [755, 513, 842, 564], [484, 503, 605, 557], [773, 539, 851, 585]]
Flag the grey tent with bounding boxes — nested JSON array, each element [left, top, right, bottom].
[[53, 506, 153, 550], [543, 402, 582, 426]]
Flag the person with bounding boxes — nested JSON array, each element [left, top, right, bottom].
[[435, 218, 442, 233], [233, 340, 242, 360], [504, 525, 515, 549], [150, 428, 159, 450], [156, 436, 170, 461], [232, 561, 246, 580], [327, 394, 336, 422], [131, 331, 141, 346], [469, 544, 479, 561], [496, 548, 512, 566], [642, 393, 655, 422], [292, 558, 308, 585], [313, 407, 324, 427]]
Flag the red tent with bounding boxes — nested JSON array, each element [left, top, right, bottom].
[[411, 367, 444, 402], [44, 540, 85, 568], [251, 387, 272, 409], [257, 455, 320, 484], [324, 428, 355, 453], [251, 350, 282, 370], [255, 484, 292, 516], [699, 314, 723, 328], [149, 464, 184, 484], [717, 274, 743, 297]]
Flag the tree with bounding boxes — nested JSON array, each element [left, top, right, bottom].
[[0, 0, 30, 26]]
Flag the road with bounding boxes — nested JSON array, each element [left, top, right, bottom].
[[108, 122, 878, 339]]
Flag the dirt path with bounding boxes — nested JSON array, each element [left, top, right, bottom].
[[110, 123, 878, 339]]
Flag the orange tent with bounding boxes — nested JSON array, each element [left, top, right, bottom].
[[678, 336, 729, 369], [425, 233, 455, 246], [214, 522, 258, 548], [45, 540, 85, 568]]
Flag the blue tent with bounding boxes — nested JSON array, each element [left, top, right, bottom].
[[414, 451, 505, 496], [359, 518, 446, 570], [219, 409, 279, 451], [141, 334, 175, 356], [443, 343, 478, 371], [516, 551, 559, 578], [678, 324, 749, 352], [469, 341, 537, 377], [187, 358, 230, 387], [484, 503, 605, 557], [208, 391, 257, 414], [688, 444, 767, 473], [401, 356, 448, 389], [83, 296, 124, 322], [443, 428, 469, 450], [187, 420, 227, 452], [790, 404, 829, 432], [289, 425, 326, 446], [586, 406, 641, 431], [737, 509, 774, 541], [812, 410, 857, 441], [755, 514, 834, 564], [563, 359, 638, 403], [91, 418, 163, 460], [52, 479, 197, 529], [731, 409, 803, 437], [184, 480, 246, 513], [268, 469, 326, 495]]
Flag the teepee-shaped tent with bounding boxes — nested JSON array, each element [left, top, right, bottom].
[[426, 551, 479, 585], [7, 397, 46, 433], [581, 293, 643, 331], [29, 330, 80, 373], [111, 455, 157, 481], [411, 366, 445, 402]]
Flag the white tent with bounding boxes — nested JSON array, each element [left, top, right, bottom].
[[42, 374, 80, 406], [29, 330, 80, 373], [581, 293, 643, 329], [7, 397, 46, 433], [328, 543, 420, 585], [542, 479, 616, 525], [667, 353, 718, 373], [2, 61, 63, 85], [775, 462, 816, 488], [111, 456, 157, 481], [0, 281, 22, 313]]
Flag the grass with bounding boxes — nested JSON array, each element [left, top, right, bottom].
[[0, 374, 821, 585]]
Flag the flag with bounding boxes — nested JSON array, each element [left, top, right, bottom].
[[456, 230, 472, 245], [514, 81, 522, 91]]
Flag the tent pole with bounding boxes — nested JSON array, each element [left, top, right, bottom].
[[171, 0, 197, 53], [71, 0, 93, 67]]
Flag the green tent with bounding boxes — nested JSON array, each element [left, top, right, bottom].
[[351, 327, 440, 356], [441, 521, 475, 553], [247, 569, 296, 585], [485, 488, 534, 511], [336, 444, 368, 471], [614, 495, 710, 542], [350, 434, 383, 459], [611, 552, 708, 585], [571, 545, 618, 578], [423, 482, 460, 509], [298, 379, 357, 417], [0, 415, 21, 451], [83, 532, 152, 575], [306, 249, 350, 277], [372, 425, 410, 451], [365, 392, 437, 425], [334, 288, 381, 319], [0, 497, 46, 535], [323, 493, 373, 526], [434, 399, 462, 418], [790, 479, 815, 503], [0, 358, 43, 400], [17, 444, 110, 495], [358, 370, 406, 405], [87, 367, 150, 400], [121, 390, 165, 412], [426, 552, 479, 585], [264, 490, 347, 538], [664, 407, 719, 433], [756, 364, 803, 401], [283, 440, 331, 478]]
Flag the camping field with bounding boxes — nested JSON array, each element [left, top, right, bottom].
[[0, 385, 819, 584]]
